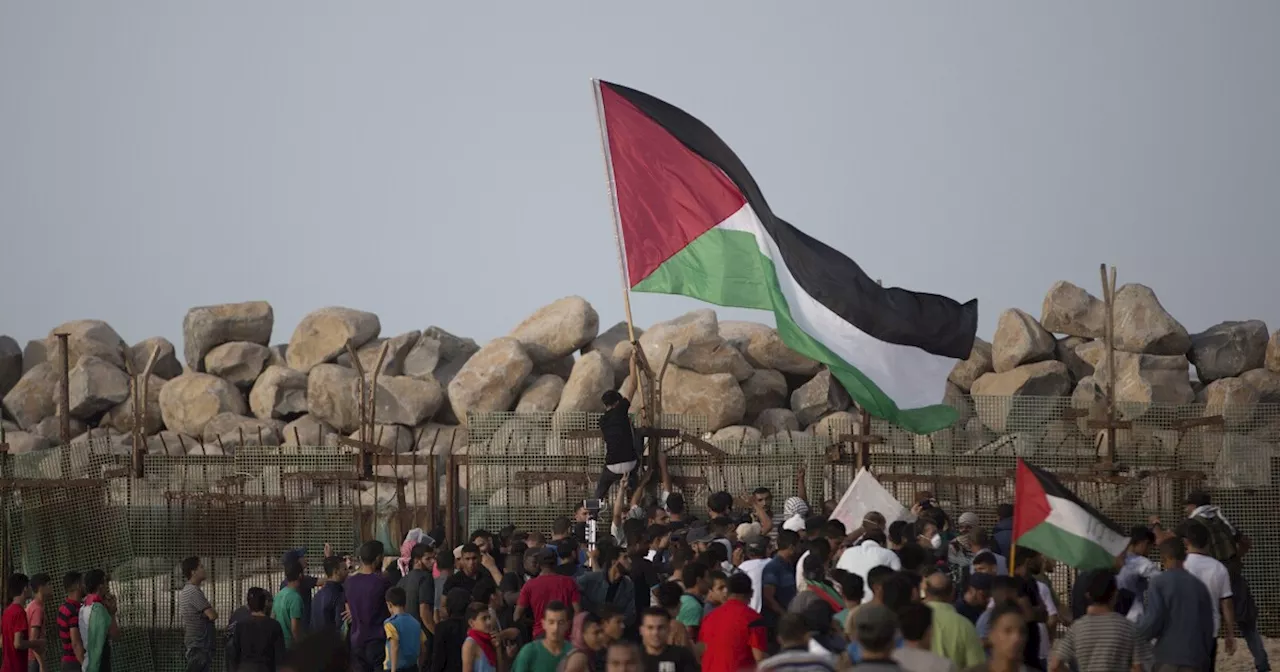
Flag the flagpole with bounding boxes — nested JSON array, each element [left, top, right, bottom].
[[591, 78, 638, 344]]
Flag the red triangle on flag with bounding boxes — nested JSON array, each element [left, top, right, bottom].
[[1013, 458, 1052, 541]]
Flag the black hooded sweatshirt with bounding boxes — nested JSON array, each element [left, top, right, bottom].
[[599, 398, 638, 466]]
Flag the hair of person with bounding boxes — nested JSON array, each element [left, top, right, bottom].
[[598, 603, 623, 623], [1158, 537, 1187, 563], [996, 503, 1014, 519], [881, 573, 918, 611], [552, 517, 572, 536], [384, 565, 403, 584], [897, 602, 934, 642], [181, 556, 201, 580], [436, 550, 456, 570], [681, 561, 709, 587], [410, 542, 434, 563], [246, 586, 270, 612], [284, 560, 304, 583], [989, 600, 1025, 628], [862, 529, 887, 546], [528, 531, 545, 545], [1180, 521, 1211, 550], [970, 528, 991, 547], [745, 543, 768, 559], [386, 586, 407, 607], [776, 529, 800, 551], [606, 641, 641, 661], [924, 570, 954, 600], [753, 487, 771, 496], [707, 491, 733, 514], [727, 572, 754, 597], [856, 609, 898, 651], [644, 524, 668, 542], [666, 492, 687, 515], [7, 573, 29, 597], [1012, 546, 1038, 568], [655, 581, 684, 610], [445, 588, 471, 617], [895, 542, 929, 573], [558, 536, 580, 558], [29, 573, 50, 591], [63, 571, 83, 592], [596, 542, 622, 570], [460, 542, 481, 556], [669, 544, 694, 568], [601, 389, 623, 407], [1085, 570, 1118, 604], [83, 569, 106, 595], [623, 519, 648, 547], [358, 540, 383, 565], [823, 520, 847, 540], [543, 600, 569, 617], [321, 556, 344, 577], [866, 565, 896, 589], [465, 601, 489, 623], [709, 516, 733, 533], [777, 612, 810, 643], [802, 553, 826, 581], [803, 515, 826, 534], [705, 542, 728, 565], [470, 529, 491, 543], [971, 552, 997, 568], [990, 576, 1019, 594], [1129, 525, 1156, 546], [708, 569, 728, 586], [805, 537, 832, 565], [887, 520, 909, 545], [833, 570, 864, 602], [641, 606, 670, 623]]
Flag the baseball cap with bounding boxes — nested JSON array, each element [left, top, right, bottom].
[[687, 526, 715, 544], [958, 512, 980, 527], [282, 548, 306, 566], [736, 522, 763, 544], [745, 539, 768, 556]]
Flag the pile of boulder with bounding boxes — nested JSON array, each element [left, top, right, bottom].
[[2, 281, 1279, 460]]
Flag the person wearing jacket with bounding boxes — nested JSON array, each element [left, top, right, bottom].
[[593, 391, 639, 501], [578, 543, 636, 628], [990, 504, 1014, 558]]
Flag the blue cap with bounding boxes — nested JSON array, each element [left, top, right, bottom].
[[282, 548, 306, 566]]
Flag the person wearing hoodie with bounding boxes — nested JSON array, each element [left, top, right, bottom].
[[990, 504, 1014, 558], [594, 390, 640, 501]]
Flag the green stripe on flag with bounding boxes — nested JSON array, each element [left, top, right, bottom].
[[633, 227, 957, 434], [1018, 522, 1120, 571]]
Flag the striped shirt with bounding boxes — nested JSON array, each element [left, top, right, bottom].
[[57, 598, 82, 664], [1052, 611, 1139, 672]]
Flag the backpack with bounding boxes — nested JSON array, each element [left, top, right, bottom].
[[1189, 515, 1238, 565]]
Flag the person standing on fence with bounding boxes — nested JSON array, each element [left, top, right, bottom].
[[57, 572, 86, 672], [347, 541, 393, 672], [179, 557, 217, 672], [594, 390, 640, 501], [25, 572, 51, 672]]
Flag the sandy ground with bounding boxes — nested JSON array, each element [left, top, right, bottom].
[[1216, 637, 1277, 672]]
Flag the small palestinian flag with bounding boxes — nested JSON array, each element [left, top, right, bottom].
[[1013, 459, 1129, 570], [594, 81, 979, 434]]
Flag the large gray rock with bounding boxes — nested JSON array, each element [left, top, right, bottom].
[[306, 364, 361, 433], [146, 431, 195, 456], [1267, 330, 1280, 374], [203, 342, 271, 388], [1057, 337, 1093, 382], [402, 327, 479, 386], [558, 352, 614, 414], [1203, 377, 1260, 430], [790, 370, 850, 427], [534, 355, 576, 381], [182, 302, 274, 372], [971, 361, 1072, 432], [281, 415, 339, 447], [203, 412, 283, 449], [508, 296, 599, 365], [29, 415, 87, 441], [655, 366, 745, 431], [1189, 320, 1269, 383], [4, 431, 52, 455], [741, 369, 788, 424], [47, 320, 128, 370], [337, 331, 421, 376], [287, 307, 381, 373], [948, 338, 993, 392], [369, 375, 444, 427], [101, 374, 167, 435], [159, 373, 248, 437], [1240, 368, 1280, 404], [641, 310, 751, 381], [128, 337, 183, 380], [68, 356, 132, 419], [447, 338, 534, 426], [249, 366, 309, 420], [719, 321, 821, 376], [582, 322, 642, 386], [515, 375, 565, 414], [1085, 349, 1196, 406], [352, 424, 415, 454], [267, 344, 288, 368], [811, 410, 859, 443], [22, 340, 46, 374], [754, 408, 800, 437], [1040, 281, 1106, 339], [0, 336, 21, 398], [992, 309, 1056, 373], [1, 363, 60, 430], [710, 425, 763, 444], [1112, 284, 1191, 355]]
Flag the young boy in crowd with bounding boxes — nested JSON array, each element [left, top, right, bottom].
[[383, 586, 427, 672]]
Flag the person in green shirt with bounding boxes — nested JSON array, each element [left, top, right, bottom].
[[512, 601, 573, 672], [676, 562, 709, 639], [273, 561, 306, 647]]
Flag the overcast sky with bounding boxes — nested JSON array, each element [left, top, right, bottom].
[[3, 2, 1278, 351]]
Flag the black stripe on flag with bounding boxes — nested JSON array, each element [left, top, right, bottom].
[[602, 81, 979, 360]]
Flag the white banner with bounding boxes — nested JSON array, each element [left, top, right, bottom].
[[829, 468, 914, 531]]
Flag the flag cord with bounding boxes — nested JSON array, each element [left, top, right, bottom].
[[591, 78, 637, 343]]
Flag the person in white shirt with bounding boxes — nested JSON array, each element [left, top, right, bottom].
[[1181, 521, 1237, 657], [737, 540, 772, 614], [835, 529, 900, 602]]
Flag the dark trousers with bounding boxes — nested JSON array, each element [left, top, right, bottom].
[[593, 463, 640, 500], [184, 647, 212, 672], [351, 639, 386, 672]]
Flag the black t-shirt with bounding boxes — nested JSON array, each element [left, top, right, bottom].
[[630, 555, 661, 622], [442, 569, 497, 603], [641, 645, 699, 672], [1018, 577, 1044, 670], [230, 614, 286, 672]]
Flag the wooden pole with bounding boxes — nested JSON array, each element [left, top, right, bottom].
[[590, 79, 638, 343], [1099, 264, 1118, 466], [55, 333, 71, 445]]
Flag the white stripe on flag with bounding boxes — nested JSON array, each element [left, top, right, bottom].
[[1045, 494, 1130, 557]]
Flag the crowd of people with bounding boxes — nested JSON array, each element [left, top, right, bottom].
[[0, 392, 1268, 672]]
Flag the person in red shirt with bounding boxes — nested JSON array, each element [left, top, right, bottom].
[[697, 573, 767, 672], [514, 549, 581, 638], [2, 573, 44, 672]]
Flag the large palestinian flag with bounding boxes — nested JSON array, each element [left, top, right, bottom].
[[1013, 459, 1129, 570], [594, 80, 979, 434]]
